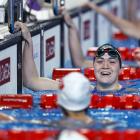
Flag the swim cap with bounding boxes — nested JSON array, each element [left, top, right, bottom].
[[95, 43, 122, 68], [57, 72, 91, 111], [58, 130, 88, 140]]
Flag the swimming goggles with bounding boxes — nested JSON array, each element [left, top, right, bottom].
[[95, 44, 122, 67], [96, 47, 120, 58]]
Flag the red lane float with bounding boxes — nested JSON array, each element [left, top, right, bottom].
[[40, 94, 58, 109], [52, 67, 140, 81], [86, 45, 140, 61], [80, 129, 140, 140], [84, 67, 96, 81], [112, 32, 129, 41], [117, 47, 132, 60], [96, 130, 121, 140], [7, 129, 59, 140], [0, 93, 140, 110], [40, 93, 140, 109], [118, 47, 133, 60], [89, 94, 140, 109], [83, 67, 140, 81], [0, 130, 8, 140], [52, 68, 81, 80], [0, 129, 140, 140], [86, 47, 97, 58], [135, 68, 140, 79], [119, 67, 137, 80], [0, 94, 33, 109], [132, 47, 140, 61]]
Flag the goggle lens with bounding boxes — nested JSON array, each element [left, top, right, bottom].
[[96, 48, 118, 58]]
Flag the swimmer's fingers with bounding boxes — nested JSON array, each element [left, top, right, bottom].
[[0, 113, 15, 121], [14, 21, 32, 42], [62, 10, 75, 28], [14, 22, 21, 32]]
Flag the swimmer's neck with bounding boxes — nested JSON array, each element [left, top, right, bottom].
[[96, 82, 122, 91], [66, 111, 92, 123]]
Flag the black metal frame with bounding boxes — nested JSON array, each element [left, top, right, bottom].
[[40, 17, 63, 76], [0, 33, 22, 93]]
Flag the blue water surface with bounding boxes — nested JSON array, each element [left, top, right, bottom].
[[0, 79, 140, 130]]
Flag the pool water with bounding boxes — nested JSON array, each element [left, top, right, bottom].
[[91, 79, 140, 96], [0, 79, 140, 130]]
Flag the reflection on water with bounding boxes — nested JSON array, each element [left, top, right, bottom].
[[88, 108, 140, 130]]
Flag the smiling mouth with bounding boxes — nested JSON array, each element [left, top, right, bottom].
[[101, 71, 111, 76]]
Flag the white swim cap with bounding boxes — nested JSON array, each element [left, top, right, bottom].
[[57, 72, 91, 111], [58, 130, 88, 140]]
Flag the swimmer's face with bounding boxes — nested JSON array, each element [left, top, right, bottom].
[[93, 53, 120, 86], [133, 48, 140, 61]]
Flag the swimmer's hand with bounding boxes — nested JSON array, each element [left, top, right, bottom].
[[0, 113, 15, 121], [0, 114, 58, 128], [61, 10, 75, 28], [14, 21, 32, 44], [82, 2, 97, 10]]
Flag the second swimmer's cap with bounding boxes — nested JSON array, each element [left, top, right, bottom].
[[58, 130, 88, 140], [57, 72, 91, 111]]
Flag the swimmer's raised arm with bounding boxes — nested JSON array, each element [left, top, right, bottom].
[[14, 22, 60, 91], [83, 2, 140, 39], [62, 10, 93, 68]]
